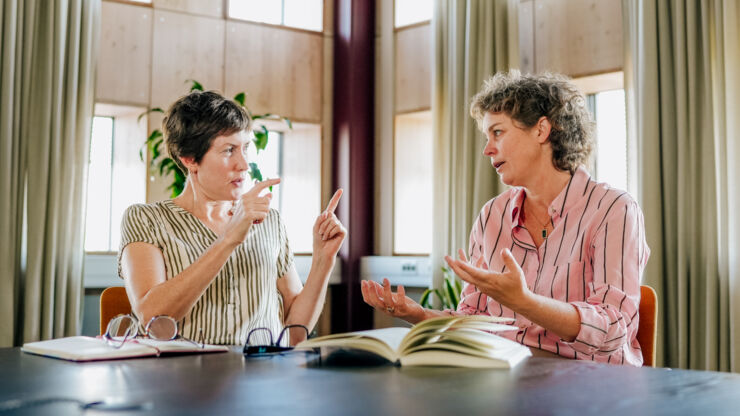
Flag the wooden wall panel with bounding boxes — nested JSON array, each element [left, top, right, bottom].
[[533, 0, 623, 77], [224, 21, 323, 123], [394, 23, 431, 113], [150, 10, 225, 108], [152, 0, 224, 18], [96, 2, 152, 105], [518, 0, 535, 74]]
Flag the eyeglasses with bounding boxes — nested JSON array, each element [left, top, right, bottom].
[[103, 314, 204, 349], [243, 325, 309, 356]]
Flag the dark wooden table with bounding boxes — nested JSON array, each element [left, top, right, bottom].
[[1, 347, 739, 415]]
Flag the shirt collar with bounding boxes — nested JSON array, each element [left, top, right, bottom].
[[509, 166, 591, 228]]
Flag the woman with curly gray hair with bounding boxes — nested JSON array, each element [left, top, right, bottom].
[[363, 71, 650, 366]]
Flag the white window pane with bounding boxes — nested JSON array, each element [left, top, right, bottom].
[[284, 0, 323, 31], [395, 0, 433, 27], [229, 0, 282, 25], [110, 116, 147, 251], [247, 130, 282, 210], [394, 111, 432, 254], [280, 125, 321, 253], [594, 90, 628, 191], [85, 117, 114, 251]]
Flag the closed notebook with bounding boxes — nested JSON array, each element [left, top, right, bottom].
[[22, 336, 229, 362], [296, 315, 531, 368]]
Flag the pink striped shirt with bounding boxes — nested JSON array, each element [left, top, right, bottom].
[[457, 166, 650, 366]]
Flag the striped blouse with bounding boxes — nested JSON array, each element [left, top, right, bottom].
[[458, 166, 650, 366], [117, 200, 294, 346]]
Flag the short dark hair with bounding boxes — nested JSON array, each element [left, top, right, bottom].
[[470, 70, 594, 173], [162, 90, 251, 174]]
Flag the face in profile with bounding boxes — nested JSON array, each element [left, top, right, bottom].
[[481, 112, 546, 187], [189, 130, 251, 201]]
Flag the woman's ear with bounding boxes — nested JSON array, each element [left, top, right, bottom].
[[536, 116, 552, 144], [179, 156, 197, 174]]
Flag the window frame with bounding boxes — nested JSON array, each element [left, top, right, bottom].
[[226, 0, 325, 34]]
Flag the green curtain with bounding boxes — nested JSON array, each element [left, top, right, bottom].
[[623, 0, 740, 371], [430, 0, 518, 298], [0, 0, 100, 346]]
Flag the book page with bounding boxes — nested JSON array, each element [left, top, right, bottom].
[[134, 339, 229, 353], [296, 327, 410, 362]]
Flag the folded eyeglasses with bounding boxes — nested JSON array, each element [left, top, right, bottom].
[[103, 314, 204, 350], [243, 324, 309, 356]]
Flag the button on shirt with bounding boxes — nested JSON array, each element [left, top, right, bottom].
[[457, 166, 650, 366]]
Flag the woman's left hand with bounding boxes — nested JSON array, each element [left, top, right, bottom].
[[312, 189, 347, 262], [444, 248, 531, 310]]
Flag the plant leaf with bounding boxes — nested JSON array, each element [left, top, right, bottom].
[[248, 162, 263, 182], [233, 92, 246, 106], [253, 126, 269, 152], [444, 276, 458, 309], [137, 107, 164, 123], [419, 289, 433, 309], [158, 157, 173, 177], [432, 289, 447, 310], [146, 129, 162, 145], [186, 79, 204, 91]]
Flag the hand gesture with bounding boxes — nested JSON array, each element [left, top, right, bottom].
[[312, 189, 347, 261], [360, 279, 426, 324], [223, 178, 281, 245], [444, 248, 530, 309]]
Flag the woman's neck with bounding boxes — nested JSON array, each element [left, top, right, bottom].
[[523, 166, 573, 215], [174, 181, 233, 223]]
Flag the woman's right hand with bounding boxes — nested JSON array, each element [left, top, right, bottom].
[[361, 278, 428, 324], [223, 178, 281, 245]]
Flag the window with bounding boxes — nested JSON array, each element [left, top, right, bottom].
[[393, 111, 433, 255], [85, 104, 147, 252], [247, 122, 322, 254], [573, 72, 633, 196], [228, 0, 323, 32], [591, 90, 629, 192], [395, 0, 433, 28]]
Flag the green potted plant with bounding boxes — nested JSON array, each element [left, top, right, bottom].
[[139, 80, 292, 197], [419, 267, 463, 310]]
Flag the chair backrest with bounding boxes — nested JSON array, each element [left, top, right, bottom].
[[636, 285, 658, 367], [100, 286, 132, 335]]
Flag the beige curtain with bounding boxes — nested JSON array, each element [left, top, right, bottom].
[[623, 0, 740, 371], [431, 0, 518, 296], [0, 0, 100, 346]]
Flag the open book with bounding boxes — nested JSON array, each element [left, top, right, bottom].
[[22, 336, 229, 362], [296, 315, 531, 368]]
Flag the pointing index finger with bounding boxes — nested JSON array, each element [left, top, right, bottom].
[[324, 188, 343, 214], [246, 178, 281, 196]]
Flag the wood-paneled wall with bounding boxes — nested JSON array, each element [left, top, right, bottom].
[[96, 0, 327, 202], [520, 0, 623, 77]]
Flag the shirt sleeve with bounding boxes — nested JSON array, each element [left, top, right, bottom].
[[117, 204, 162, 279], [274, 209, 295, 278], [563, 197, 650, 356]]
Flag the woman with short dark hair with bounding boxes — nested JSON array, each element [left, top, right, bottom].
[[119, 90, 345, 346], [362, 71, 650, 365]]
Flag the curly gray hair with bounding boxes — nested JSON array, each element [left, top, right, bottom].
[[470, 70, 594, 173]]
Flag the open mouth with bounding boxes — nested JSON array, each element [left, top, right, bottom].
[[231, 179, 244, 187], [493, 161, 505, 170]]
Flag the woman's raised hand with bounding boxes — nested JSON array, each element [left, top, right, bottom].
[[444, 248, 530, 310], [312, 189, 347, 262], [360, 279, 427, 324], [223, 178, 281, 245]]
